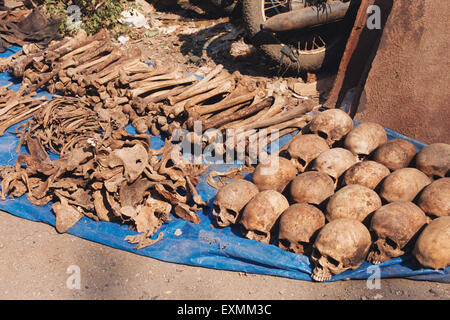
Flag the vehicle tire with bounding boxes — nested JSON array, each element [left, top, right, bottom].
[[242, 0, 351, 73], [210, 0, 238, 14]]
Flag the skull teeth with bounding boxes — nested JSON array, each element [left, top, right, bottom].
[[311, 267, 332, 282], [311, 273, 332, 282]]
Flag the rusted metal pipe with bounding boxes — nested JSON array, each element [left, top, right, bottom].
[[261, 1, 351, 32]]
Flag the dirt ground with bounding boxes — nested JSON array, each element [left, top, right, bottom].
[[0, 1, 449, 301], [0, 211, 449, 300]]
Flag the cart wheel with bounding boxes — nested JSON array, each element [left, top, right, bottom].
[[242, 0, 352, 73]]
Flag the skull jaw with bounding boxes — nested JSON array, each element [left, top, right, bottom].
[[311, 265, 332, 282], [312, 255, 350, 282]]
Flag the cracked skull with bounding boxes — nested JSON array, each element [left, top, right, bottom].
[[367, 201, 427, 264], [326, 184, 382, 223], [212, 178, 259, 227], [342, 160, 390, 190], [286, 134, 330, 172], [312, 148, 358, 187], [311, 218, 371, 282], [372, 138, 417, 170], [308, 109, 353, 146], [344, 122, 387, 159], [240, 190, 289, 243], [278, 203, 325, 255], [413, 216, 450, 270], [290, 171, 335, 205], [379, 168, 431, 202], [415, 143, 450, 179]]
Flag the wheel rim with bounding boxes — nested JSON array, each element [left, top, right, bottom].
[[260, 0, 345, 55]]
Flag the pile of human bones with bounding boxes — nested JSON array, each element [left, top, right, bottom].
[[0, 27, 448, 274], [0, 29, 316, 248], [212, 109, 450, 281]]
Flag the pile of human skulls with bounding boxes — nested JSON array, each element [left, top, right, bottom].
[[211, 108, 450, 281]]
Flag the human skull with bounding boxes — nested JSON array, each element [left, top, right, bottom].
[[372, 138, 417, 170], [413, 216, 450, 270], [311, 218, 371, 282], [278, 203, 325, 255], [367, 201, 427, 264], [344, 122, 387, 159], [342, 161, 390, 190], [311, 148, 358, 187], [379, 168, 431, 202], [326, 185, 382, 223], [308, 109, 353, 146], [417, 178, 450, 217], [415, 143, 450, 179], [290, 171, 335, 205], [252, 155, 297, 192], [212, 179, 259, 227], [287, 134, 330, 172], [240, 190, 289, 243]]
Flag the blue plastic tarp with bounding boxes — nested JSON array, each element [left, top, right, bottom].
[[0, 45, 448, 283]]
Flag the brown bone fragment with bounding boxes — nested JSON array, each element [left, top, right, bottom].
[[202, 96, 275, 130]]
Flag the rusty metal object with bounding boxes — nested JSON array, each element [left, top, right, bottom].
[[324, 0, 389, 109], [325, 0, 449, 144], [261, 1, 350, 32]]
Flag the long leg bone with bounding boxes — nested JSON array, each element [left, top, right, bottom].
[[66, 47, 123, 77], [170, 64, 224, 103], [129, 75, 199, 98], [178, 78, 235, 109], [202, 96, 274, 131], [128, 69, 182, 89], [168, 72, 233, 106]]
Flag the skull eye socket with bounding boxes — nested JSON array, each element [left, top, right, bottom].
[[212, 204, 221, 213], [251, 229, 267, 237], [279, 239, 291, 249], [226, 208, 238, 217], [297, 157, 307, 168], [327, 256, 340, 267], [317, 131, 328, 140], [311, 248, 321, 259], [385, 237, 398, 250]]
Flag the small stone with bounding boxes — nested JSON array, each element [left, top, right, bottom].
[[189, 55, 201, 64], [373, 293, 383, 300], [174, 229, 182, 236], [429, 288, 445, 296]]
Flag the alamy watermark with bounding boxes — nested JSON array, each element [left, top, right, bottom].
[[66, 265, 81, 290], [366, 265, 381, 290], [66, 5, 82, 31], [367, 5, 382, 30]]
